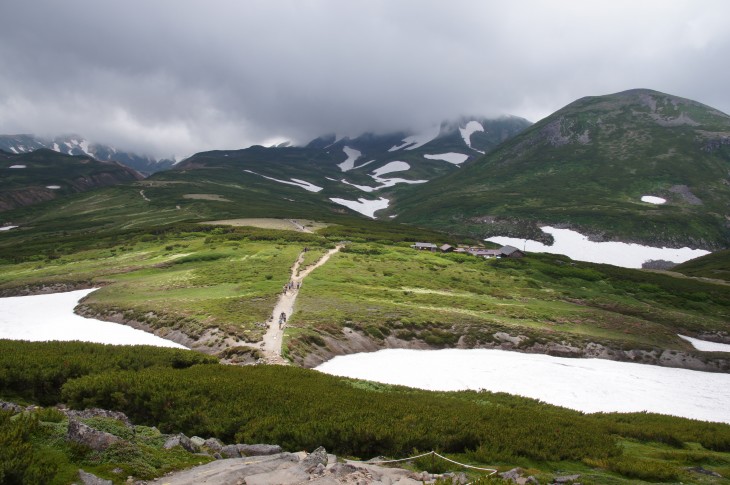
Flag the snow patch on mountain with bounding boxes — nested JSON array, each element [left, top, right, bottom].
[[329, 196, 389, 218], [372, 161, 410, 177], [460, 121, 485, 152], [353, 159, 377, 170], [679, 335, 730, 352], [341, 179, 377, 193], [339, 160, 428, 193], [424, 153, 469, 165], [9, 165, 26, 169], [0, 226, 18, 232], [338, 146, 362, 172], [361, 161, 428, 190], [642, 195, 666, 204], [46, 185, 61, 190], [243, 170, 323, 192], [487, 226, 710, 268], [388, 125, 441, 152]]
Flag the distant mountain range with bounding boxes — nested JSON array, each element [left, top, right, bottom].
[[1, 90, 728, 249], [0, 149, 142, 212], [173, 115, 531, 218], [0, 134, 174, 175]]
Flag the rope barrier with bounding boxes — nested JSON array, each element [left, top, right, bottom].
[[432, 452, 497, 475], [349, 450, 498, 480], [361, 450, 434, 465]]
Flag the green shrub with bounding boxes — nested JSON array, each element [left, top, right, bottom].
[[0, 411, 60, 483]]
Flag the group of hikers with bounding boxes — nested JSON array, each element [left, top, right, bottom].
[[282, 280, 301, 293]]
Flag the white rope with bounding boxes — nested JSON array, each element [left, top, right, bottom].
[[351, 450, 498, 478], [361, 451, 435, 464], [433, 452, 497, 475]]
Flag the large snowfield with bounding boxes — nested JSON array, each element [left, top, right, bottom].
[[487, 226, 710, 268], [317, 348, 730, 424], [0, 289, 186, 348]]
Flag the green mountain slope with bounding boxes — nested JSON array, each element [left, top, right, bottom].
[[393, 89, 730, 249], [0, 134, 174, 175], [0, 116, 529, 235], [0, 149, 142, 213], [674, 249, 730, 282]]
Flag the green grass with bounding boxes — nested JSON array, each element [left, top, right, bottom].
[[286, 243, 730, 364], [674, 249, 730, 283]]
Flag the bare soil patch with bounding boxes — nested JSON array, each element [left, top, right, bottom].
[[183, 193, 232, 202], [203, 218, 329, 232]]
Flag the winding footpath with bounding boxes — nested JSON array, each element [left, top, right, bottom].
[[261, 245, 343, 364]]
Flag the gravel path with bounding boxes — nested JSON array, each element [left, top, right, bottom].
[[261, 245, 343, 364]]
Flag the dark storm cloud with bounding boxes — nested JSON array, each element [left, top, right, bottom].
[[1, 0, 729, 157]]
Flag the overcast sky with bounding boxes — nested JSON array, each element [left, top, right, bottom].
[[1, 0, 729, 158]]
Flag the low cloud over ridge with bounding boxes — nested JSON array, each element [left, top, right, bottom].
[[1, 0, 729, 158]]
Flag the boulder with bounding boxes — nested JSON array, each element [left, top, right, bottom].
[[220, 444, 241, 458], [441, 472, 468, 484], [204, 437, 225, 452], [163, 433, 200, 453], [78, 469, 113, 485], [190, 435, 206, 447], [500, 467, 524, 482], [0, 401, 23, 414], [67, 419, 120, 451], [329, 463, 359, 477], [301, 446, 328, 472], [238, 443, 283, 456]]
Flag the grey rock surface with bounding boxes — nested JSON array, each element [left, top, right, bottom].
[[78, 469, 113, 485], [237, 443, 283, 456], [301, 446, 329, 471], [164, 433, 200, 453], [204, 437, 224, 452], [219, 444, 242, 458], [67, 419, 120, 451]]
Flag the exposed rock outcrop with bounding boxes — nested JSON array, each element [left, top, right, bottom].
[[164, 433, 200, 453], [67, 418, 121, 451]]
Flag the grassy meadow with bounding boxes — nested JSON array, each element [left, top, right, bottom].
[[286, 241, 730, 364]]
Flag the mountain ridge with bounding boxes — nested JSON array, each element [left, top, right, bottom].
[[392, 89, 730, 249], [0, 133, 175, 175]]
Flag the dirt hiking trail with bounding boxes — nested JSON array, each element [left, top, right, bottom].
[[261, 245, 343, 364]]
